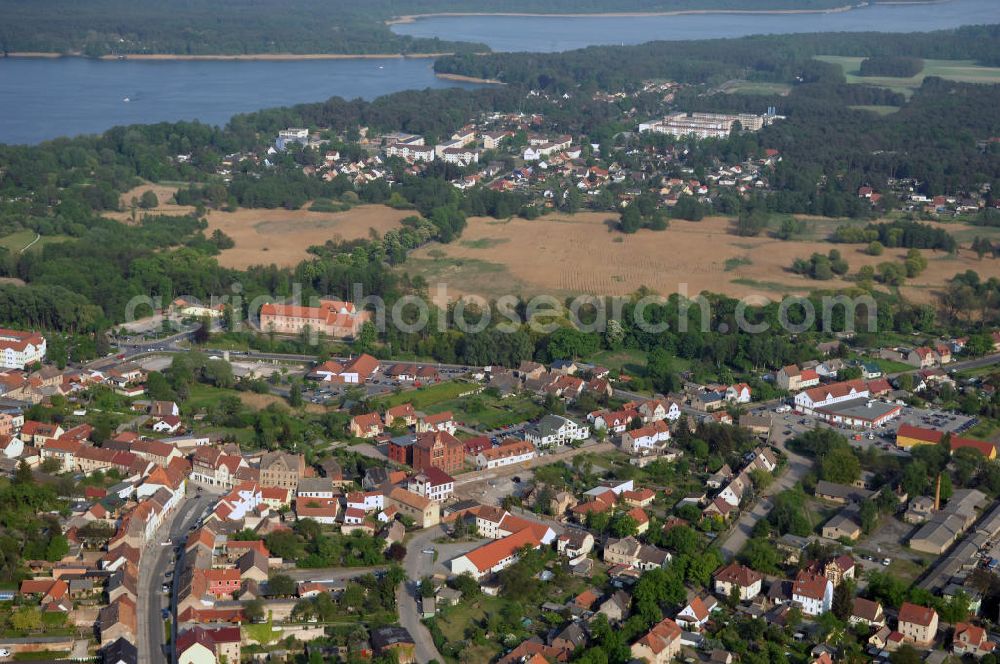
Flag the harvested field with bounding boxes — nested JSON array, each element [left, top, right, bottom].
[[238, 392, 325, 414], [200, 205, 409, 268], [111, 183, 408, 268], [404, 213, 1000, 304]]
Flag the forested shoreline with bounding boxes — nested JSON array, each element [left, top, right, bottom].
[[0, 0, 913, 56]]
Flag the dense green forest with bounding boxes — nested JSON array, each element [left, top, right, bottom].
[[434, 25, 1000, 87], [0, 0, 908, 56], [859, 55, 924, 77]]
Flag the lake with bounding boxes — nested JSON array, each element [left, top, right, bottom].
[[2, 0, 997, 145], [391, 0, 1000, 52], [0, 57, 480, 145]]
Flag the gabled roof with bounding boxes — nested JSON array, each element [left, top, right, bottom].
[[792, 570, 829, 601], [898, 601, 936, 627], [462, 527, 541, 572]]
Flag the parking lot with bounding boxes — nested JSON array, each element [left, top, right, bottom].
[[300, 365, 471, 405], [758, 403, 977, 456]]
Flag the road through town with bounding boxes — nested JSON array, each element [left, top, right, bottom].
[[136, 491, 216, 664]]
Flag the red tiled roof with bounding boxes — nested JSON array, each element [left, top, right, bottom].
[[714, 563, 762, 587], [793, 570, 829, 601], [898, 601, 936, 627], [897, 424, 943, 444], [462, 528, 540, 573]]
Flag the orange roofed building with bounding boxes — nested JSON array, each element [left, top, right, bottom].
[[260, 298, 369, 339]]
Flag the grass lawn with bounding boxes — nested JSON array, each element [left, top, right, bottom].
[[816, 56, 1000, 97], [887, 556, 928, 584], [184, 382, 242, 411], [374, 380, 476, 410], [243, 620, 280, 645], [966, 418, 1000, 441], [586, 348, 648, 374], [870, 358, 917, 374], [433, 597, 506, 663], [0, 230, 71, 253], [440, 394, 544, 431]]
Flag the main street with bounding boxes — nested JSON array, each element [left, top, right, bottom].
[[136, 490, 217, 664]]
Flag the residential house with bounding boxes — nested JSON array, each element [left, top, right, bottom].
[[386, 488, 440, 528], [792, 570, 833, 616], [630, 617, 682, 664], [259, 451, 305, 491], [598, 590, 631, 623], [350, 413, 383, 439], [556, 531, 594, 558], [776, 365, 820, 391], [450, 527, 542, 581], [406, 467, 455, 502], [385, 404, 417, 428], [849, 597, 885, 629], [524, 414, 589, 447], [603, 536, 670, 571], [476, 439, 536, 470], [713, 563, 763, 601], [676, 595, 718, 631], [898, 602, 938, 647], [416, 411, 457, 435], [953, 622, 995, 657], [620, 420, 671, 456]]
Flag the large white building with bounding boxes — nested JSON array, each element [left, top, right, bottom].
[[638, 111, 784, 140], [0, 329, 45, 369], [793, 379, 869, 414], [525, 414, 589, 447]]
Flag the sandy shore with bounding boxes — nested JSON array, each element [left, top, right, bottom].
[[435, 72, 504, 84], [3, 51, 451, 61], [386, 5, 856, 24]]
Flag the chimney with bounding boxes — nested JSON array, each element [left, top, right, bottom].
[[934, 474, 941, 512]]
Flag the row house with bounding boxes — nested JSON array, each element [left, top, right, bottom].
[[190, 446, 247, 489], [476, 438, 536, 470]]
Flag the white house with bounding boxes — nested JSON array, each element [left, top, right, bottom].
[[525, 414, 589, 447], [0, 435, 23, 459], [620, 421, 671, 455], [0, 329, 46, 370], [476, 439, 536, 470], [638, 399, 681, 423], [792, 571, 833, 616], [346, 491, 384, 512], [407, 467, 455, 503]]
